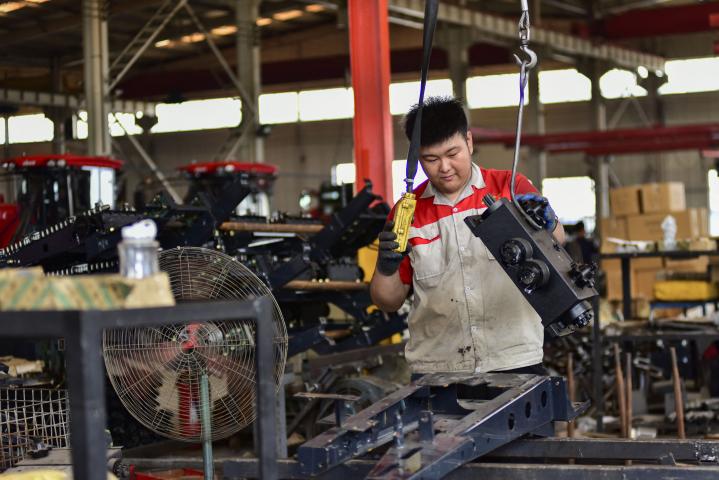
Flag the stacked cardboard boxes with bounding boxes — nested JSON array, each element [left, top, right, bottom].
[[600, 182, 710, 301]]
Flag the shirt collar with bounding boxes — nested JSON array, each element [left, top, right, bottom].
[[420, 163, 486, 205]]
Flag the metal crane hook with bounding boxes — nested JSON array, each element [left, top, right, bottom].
[[513, 47, 538, 71]]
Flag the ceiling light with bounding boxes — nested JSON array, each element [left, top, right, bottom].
[[180, 33, 205, 43], [0, 2, 24, 13], [211, 25, 237, 35], [306, 4, 326, 13], [155, 39, 173, 48], [273, 10, 303, 21], [203, 9, 227, 19], [24, 0, 51, 3], [256, 17, 272, 26]]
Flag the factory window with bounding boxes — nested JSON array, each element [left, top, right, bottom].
[[467, 73, 528, 109], [8, 114, 53, 144], [708, 170, 719, 236], [599, 69, 648, 99], [84, 166, 116, 210], [538, 69, 591, 104], [331, 161, 429, 204], [77, 111, 88, 139], [259, 92, 299, 124], [391, 160, 428, 204], [77, 111, 145, 138], [152, 98, 242, 133], [299, 87, 354, 121], [542, 176, 596, 233], [332, 163, 356, 185], [389, 79, 453, 115], [659, 57, 719, 95], [110, 113, 143, 136]]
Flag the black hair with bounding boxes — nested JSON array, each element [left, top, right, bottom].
[[402, 96, 468, 148], [576, 221, 585, 231]]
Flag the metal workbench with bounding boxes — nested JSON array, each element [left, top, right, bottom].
[[0, 299, 278, 480]]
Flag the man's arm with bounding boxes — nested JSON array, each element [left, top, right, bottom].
[[370, 271, 411, 312], [369, 220, 413, 312], [554, 221, 565, 244]]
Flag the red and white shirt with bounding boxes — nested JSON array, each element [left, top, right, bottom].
[[389, 163, 545, 374]]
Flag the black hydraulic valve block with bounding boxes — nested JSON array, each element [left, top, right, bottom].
[[465, 194, 598, 337]]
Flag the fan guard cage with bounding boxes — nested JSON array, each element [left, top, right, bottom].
[[103, 247, 287, 442]]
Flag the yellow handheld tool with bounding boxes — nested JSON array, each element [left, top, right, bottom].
[[392, 192, 417, 252]]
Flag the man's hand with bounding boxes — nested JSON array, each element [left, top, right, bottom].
[[515, 193, 557, 231], [376, 221, 412, 277]]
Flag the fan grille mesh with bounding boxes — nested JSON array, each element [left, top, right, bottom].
[[103, 247, 287, 442]]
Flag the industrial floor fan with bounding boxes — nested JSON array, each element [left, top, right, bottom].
[[103, 247, 288, 479]]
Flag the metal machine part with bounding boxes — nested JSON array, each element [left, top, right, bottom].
[[297, 372, 588, 479], [465, 194, 597, 337]]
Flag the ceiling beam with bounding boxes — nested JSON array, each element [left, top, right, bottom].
[[0, 0, 164, 49], [592, 2, 719, 39], [387, 0, 665, 70]]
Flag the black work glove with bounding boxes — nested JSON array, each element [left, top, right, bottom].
[[376, 221, 412, 277], [515, 193, 558, 231]]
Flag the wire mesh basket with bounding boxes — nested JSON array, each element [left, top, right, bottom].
[[0, 388, 70, 471]]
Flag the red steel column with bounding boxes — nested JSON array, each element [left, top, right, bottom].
[[348, 0, 394, 202]]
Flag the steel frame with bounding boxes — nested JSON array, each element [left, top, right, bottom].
[[0, 88, 156, 115], [295, 372, 588, 480], [106, 0, 259, 161], [0, 299, 278, 480], [108, 0, 190, 92], [386, 0, 665, 71], [112, 114, 183, 203], [471, 124, 719, 156]]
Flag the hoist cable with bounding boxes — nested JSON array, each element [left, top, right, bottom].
[[404, 0, 441, 193]]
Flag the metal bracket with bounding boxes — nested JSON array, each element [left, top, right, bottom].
[[294, 392, 362, 428]]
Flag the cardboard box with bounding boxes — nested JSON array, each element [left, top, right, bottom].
[[610, 186, 642, 216], [626, 209, 704, 241], [640, 182, 686, 214], [688, 238, 717, 251], [698, 208, 709, 237], [634, 270, 657, 300], [600, 241, 617, 254], [601, 259, 625, 300], [601, 259, 661, 300], [0, 268, 175, 310], [632, 257, 664, 270], [664, 256, 709, 273], [600, 216, 628, 240]]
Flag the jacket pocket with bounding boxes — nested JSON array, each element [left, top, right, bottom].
[[409, 222, 446, 280]]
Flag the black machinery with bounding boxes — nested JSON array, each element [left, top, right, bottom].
[[0, 171, 405, 358], [464, 194, 597, 337]]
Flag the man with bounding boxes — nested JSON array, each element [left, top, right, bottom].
[[370, 96, 565, 377], [566, 221, 597, 265]]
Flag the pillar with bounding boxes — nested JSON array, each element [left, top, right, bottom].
[[82, 0, 110, 156], [236, 0, 263, 163], [47, 56, 69, 155], [583, 59, 611, 234], [440, 27, 471, 118], [348, 0, 393, 202]]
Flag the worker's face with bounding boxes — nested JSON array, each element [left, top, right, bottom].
[[419, 131, 474, 198]]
